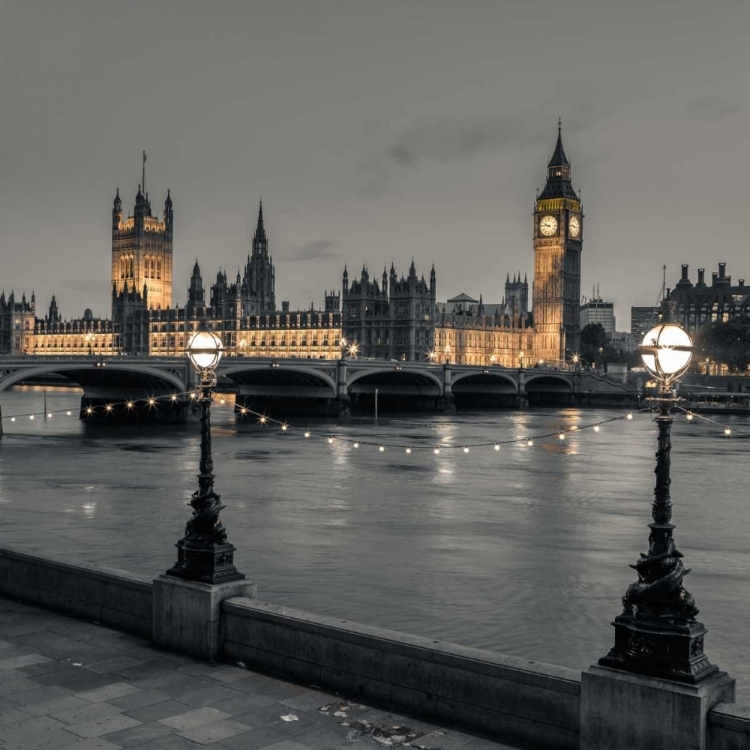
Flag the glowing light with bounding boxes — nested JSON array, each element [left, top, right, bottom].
[[126, 401, 134, 409], [379, 445, 385, 452], [171, 394, 177, 401], [66, 411, 71, 416], [405, 447, 412, 454], [627, 412, 633, 420], [29, 415, 34, 420], [219, 398, 225, 404], [559, 432, 565, 440], [328, 437, 334, 444], [640, 324, 693, 382], [10, 417, 15, 422], [187, 329, 223, 372], [434, 447, 440, 454], [148, 398, 156, 407], [85, 407, 93, 415], [190, 392, 196, 399], [304, 431, 311, 438], [47, 412, 52, 418], [494, 443, 500, 451], [527, 439, 533, 446], [281, 423, 288, 431], [686, 412, 694, 421], [353, 441, 359, 448], [259, 415, 267, 424], [594, 425, 600, 432], [570, 425, 578, 431], [463, 446, 470, 453], [725, 428, 732, 436], [105, 404, 113, 412]]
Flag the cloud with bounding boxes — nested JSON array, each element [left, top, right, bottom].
[[685, 96, 743, 121], [287, 240, 340, 261], [62, 279, 103, 293]]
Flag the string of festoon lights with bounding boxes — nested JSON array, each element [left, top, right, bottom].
[[0, 391, 746, 450]]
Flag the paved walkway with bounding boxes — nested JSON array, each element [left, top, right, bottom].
[[0, 598, 522, 749]]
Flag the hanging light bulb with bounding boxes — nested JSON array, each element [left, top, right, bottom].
[[434, 447, 440, 455], [353, 441, 359, 448], [126, 401, 134, 409], [66, 411, 71, 416], [405, 446, 411, 454], [527, 438, 533, 446], [304, 431, 311, 438], [328, 437, 334, 444], [219, 397, 225, 404], [463, 446, 470, 453], [379, 445, 385, 452], [281, 424, 288, 432], [29, 415, 35, 420], [85, 407, 93, 416], [558, 432, 565, 440], [147, 397, 156, 406], [259, 415, 267, 424], [627, 412, 633, 420], [105, 404, 113, 413], [686, 412, 694, 421], [171, 394, 178, 401], [47, 412, 52, 418], [494, 443, 500, 451], [594, 425, 600, 432], [10, 417, 15, 422], [724, 427, 732, 436]]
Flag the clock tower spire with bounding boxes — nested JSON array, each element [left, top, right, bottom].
[[532, 121, 583, 362]]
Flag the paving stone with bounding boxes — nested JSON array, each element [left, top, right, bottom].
[[177, 661, 225, 676], [178, 717, 252, 744], [52, 702, 123, 726], [58, 738, 123, 750], [258, 740, 319, 750], [179, 684, 243, 708], [232, 701, 295, 727], [136, 735, 207, 749], [214, 724, 293, 750], [106, 688, 170, 711], [116, 659, 182, 681], [21, 660, 71, 677], [0, 677, 46, 696], [0, 652, 52, 669], [159, 677, 216, 699], [279, 690, 336, 712], [0, 707, 32, 727], [75, 681, 142, 702], [296, 724, 359, 748], [0, 714, 70, 735], [207, 666, 254, 683], [210, 691, 281, 716], [104, 719, 174, 747], [21, 694, 91, 718], [123, 699, 194, 724], [7, 684, 70, 707], [67, 712, 142, 739], [274, 709, 330, 736], [83, 656, 145, 674], [160, 705, 233, 730], [0, 726, 80, 750]]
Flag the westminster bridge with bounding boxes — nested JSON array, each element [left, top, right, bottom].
[[0, 355, 636, 419]]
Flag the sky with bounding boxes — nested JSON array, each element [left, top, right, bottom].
[[1, 0, 750, 329]]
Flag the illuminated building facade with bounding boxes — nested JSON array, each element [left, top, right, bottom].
[[672, 262, 750, 331], [2, 128, 581, 365]]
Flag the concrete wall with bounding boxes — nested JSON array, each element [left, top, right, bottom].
[[0, 546, 152, 638], [222, 598, 581, 750], [709, 703, 750, 749]]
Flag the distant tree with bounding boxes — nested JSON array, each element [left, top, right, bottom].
[[695, 317, 750, 373], [580, 323, 610, 367]]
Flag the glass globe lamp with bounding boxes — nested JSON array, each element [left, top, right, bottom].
[[187, 329, 223, 373], [640, 323, 693, 388]]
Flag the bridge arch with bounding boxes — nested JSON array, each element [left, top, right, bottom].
[[523, 373, 573, 393], [346, 367, 443, 396], [221, 364, 338, 397], [451, 370, 518, 393], [0, 363, 186, 394]]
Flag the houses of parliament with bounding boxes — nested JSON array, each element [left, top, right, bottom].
[[0, 126, 583, 366]]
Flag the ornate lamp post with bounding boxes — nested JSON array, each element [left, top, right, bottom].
[[600, 304, 717, 683], [167, 328, 244, 584]]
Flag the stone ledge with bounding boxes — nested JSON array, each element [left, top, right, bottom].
[[709, 701, 750, 732]]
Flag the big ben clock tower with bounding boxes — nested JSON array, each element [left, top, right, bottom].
[[532, 121, 583, 362]]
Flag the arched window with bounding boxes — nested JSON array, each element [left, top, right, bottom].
[[157, 260, 161, 279]]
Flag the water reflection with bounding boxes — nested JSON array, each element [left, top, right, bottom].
[[0, 386, 749, 700]]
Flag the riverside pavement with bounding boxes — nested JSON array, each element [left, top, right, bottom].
[[0, 597, 524, 750]]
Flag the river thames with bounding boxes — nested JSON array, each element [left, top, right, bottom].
[[1, 385, 749, 699]]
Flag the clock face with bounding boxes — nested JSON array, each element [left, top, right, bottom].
[[569, 215, 581, 238], [539, 215, 558, 236]]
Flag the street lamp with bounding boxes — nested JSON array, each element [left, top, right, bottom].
[[348, 342, 359, 359], [167, 327, 244, 584], [340, 337, 348, 361], [600, 305, 718, 683]]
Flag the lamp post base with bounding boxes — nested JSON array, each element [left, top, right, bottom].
[[599, 612, 719, 684], [167, 540, 245, 585]]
